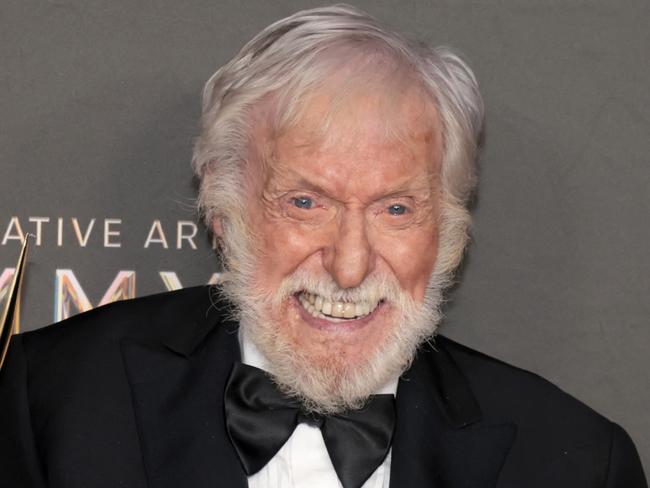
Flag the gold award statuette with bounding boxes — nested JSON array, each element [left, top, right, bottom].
[[0, 234, 32, 370]]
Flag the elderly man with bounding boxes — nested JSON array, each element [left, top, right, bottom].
[[0, 5, 646, 488]]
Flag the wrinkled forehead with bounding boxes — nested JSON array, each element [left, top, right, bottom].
[[250, 87, 443, 201], [280, 85, 442, 151], [247, 47, 442, 171], [276, 62, 440, 152]]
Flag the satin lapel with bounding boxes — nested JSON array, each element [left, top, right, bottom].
[[121, 300, 247, 488], [390, 339, 516, 488]]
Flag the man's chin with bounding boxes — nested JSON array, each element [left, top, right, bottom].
[[241, 298, 402, 414], [238, 279, 438, 414], [282, 293, 400, 368]]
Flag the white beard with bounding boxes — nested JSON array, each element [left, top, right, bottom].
[[217, 220, 446, 414]]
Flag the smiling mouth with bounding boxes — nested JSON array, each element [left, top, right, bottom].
[[297, 291, 382, 321]]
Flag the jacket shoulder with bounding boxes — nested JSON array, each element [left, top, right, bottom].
[[13, 285, 233, 421], [22, 285, 219, 344], [435, 335, 610, 428], [434, 336, 647, 487], [18, 285, 232, 373]]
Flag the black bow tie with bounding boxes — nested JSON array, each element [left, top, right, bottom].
[[224, 362, 396, 488]]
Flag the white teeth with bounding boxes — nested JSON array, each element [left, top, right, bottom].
[[342, 303, 356, 318], [298, 291, 378, 320]]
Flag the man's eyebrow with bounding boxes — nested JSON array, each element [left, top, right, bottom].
[[365, 174, 438, 202], [273, 174, 435, 205], [266, 155, 437, 195], [266, 163, 339, 198], [267, 174, 336, 200], [292, 176, 333, 196], [374, 180, 435, 198]]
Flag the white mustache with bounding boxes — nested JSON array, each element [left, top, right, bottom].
[[274, 269, 407, 307]]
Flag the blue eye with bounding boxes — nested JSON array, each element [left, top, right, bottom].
[[388, 204, 407, 216], [292, 196, 314, 209]]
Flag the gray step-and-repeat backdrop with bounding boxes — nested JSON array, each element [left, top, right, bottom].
[[2, 0, 648, 472]]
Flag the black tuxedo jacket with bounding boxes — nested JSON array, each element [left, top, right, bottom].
[[0, 286, 646, 488]]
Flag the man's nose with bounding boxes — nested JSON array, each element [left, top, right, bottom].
[[323, 210, 374, 289]]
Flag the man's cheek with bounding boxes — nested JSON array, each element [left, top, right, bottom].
[[383, 239, 436, 292], [278, 226, 328, 258]]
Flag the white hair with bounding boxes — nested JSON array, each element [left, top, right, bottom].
[[192, 4, 484, 284]]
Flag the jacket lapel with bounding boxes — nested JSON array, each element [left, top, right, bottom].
[[121, 288, 248, 488], [390, 338, 516, 488]]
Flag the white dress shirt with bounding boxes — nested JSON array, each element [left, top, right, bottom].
[[239, 330, 397, 488]]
